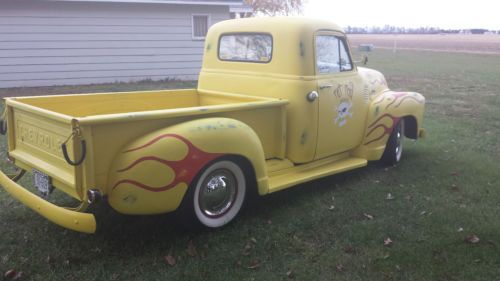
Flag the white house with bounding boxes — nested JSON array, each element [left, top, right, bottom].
[[0, 0, 251, 88]]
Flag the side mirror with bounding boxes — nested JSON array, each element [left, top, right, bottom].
[[356, 44, 373, 66], [354, 55, 368, 66], [361, 55, 368, 65]]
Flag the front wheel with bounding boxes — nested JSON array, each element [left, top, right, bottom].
[[380, 120, 404, 165], [179, 159, 247, 229]]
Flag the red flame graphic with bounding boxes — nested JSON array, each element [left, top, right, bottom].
[[364, 113, 401, 145], [385, 92, 408, 109], [373, 92, 424, 109], [385, 92, 424, 109], [112, 134, 222, 192]]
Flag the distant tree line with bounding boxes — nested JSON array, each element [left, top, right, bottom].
[[345, 25, 498, 35]]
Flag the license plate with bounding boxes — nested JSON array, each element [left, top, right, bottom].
[[33, 169, 51, 197]]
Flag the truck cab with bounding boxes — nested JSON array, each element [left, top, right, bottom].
[[199, 17, 423, 163]]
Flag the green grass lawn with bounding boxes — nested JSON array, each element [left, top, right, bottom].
[[1, 50, 499, 281]]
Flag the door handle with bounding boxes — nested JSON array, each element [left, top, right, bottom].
[[306, 91, 319, 102], [319, 84, 333, 89]]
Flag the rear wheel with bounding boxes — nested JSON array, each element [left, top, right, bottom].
[[180, 159, 246, 229], [380, 120, 404, 165]]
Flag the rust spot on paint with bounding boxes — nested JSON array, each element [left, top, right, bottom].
[[300, 131, 308, 145]]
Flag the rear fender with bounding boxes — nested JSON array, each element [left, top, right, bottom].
[[107, 117, 267, 215]]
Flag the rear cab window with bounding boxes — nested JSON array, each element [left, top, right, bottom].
[[218, 33, 273, 63]]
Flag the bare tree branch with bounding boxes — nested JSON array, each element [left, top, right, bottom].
[[244, 0, 307, 16]]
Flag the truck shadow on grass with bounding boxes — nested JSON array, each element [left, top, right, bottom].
[[87, 160, 399, 245], [88, 169, 364, 234]]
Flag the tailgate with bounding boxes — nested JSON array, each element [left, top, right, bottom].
[[5, 100, 83, 199]]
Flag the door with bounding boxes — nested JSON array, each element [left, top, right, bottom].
[[314, 32, 368, 159]]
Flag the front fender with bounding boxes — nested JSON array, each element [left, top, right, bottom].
[[107, 117, 267, 215], [353, 91, 425, 160]]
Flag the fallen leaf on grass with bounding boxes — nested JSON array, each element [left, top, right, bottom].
[[286, 270, 294, 279], [250, 237, 258, 244], [46, 255, 54, 265], [164, 255, 176, 266], [363, 213, 374, 220], [335, 264, 345, 272], [457, 227, 464, 232], [343, 246, 355, 254], [465, 234, 480, 244], [328, 205, 335, 210], [382, 271, 394, 278], [248, 259, 261, 270], [187, 240, 198, 257], [384, 238, 393, 246], [386, 193, 395, 200], [242, 243, 253, 256], [450, 171, 459, 176], [4, 269, 22, 280], [4, 270, 16, 279]]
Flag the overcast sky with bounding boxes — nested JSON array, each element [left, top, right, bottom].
[[304, 0, 500, 30]]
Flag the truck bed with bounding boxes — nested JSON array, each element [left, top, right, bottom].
[[12, 89, 274, 117], [4, 89, 288, 199]]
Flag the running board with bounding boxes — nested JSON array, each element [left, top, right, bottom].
[[267, 156, 367, 193]]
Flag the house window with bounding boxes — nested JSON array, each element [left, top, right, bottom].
[[192, 15, 209, 40]]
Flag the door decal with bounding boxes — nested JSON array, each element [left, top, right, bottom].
[[334, 100, 353, 127], [332, 82, 354, 127]]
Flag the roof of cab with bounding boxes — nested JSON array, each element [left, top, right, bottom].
[[208, 16, 344, 35]]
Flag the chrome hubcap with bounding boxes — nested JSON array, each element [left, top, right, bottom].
[[199, 169, 237, 218]]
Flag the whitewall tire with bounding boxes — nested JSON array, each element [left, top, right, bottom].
[[190, 160, 246, 228]]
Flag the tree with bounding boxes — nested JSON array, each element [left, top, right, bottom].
[[244, 0, 306, 16]]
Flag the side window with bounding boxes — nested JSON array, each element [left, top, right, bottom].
[[315, 35, 353, 74], [339, 41, 353, 71]]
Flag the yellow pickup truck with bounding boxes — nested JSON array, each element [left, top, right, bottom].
[[0, 17, 425, 234]]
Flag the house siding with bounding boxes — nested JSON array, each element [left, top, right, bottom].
[[0, 1, 230, 88]]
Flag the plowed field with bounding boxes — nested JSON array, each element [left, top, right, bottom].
[[348, 34, 500, 55]]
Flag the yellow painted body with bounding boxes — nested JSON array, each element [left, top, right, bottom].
[[0, 17, 425, 233]]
